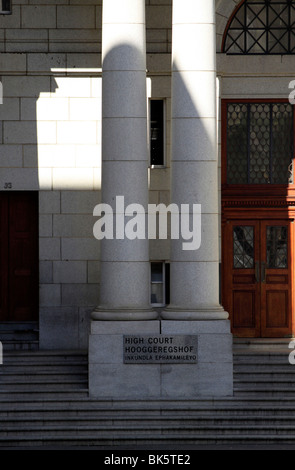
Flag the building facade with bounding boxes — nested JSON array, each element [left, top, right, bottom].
[[0, 0, 294, 398]]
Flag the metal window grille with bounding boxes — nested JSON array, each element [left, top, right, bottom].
[[223, 0, 295, 54], [227, 102, 294, 184], [233, 226, 255, 269]]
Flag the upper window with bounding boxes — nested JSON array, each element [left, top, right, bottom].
[[225, 100, 294, 185], [1, 0, 11, 14], [223, 0, 295, 54]]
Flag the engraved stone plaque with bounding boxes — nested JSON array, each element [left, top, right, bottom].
[[123, 335, 198, 364]]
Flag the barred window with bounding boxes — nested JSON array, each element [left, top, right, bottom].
[[223, 0, 295, 54], [226, 102, 294, 184]]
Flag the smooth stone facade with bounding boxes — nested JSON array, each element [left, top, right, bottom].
[[88, 320, 233, 398]]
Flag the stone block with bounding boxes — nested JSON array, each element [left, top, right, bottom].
[[87, 261, 100, 284], [61, 190, 100, 214], [57, 6, 95, 29], [0, 168, 41, 190], [39, 307, 79, 350], [89, 320, 161, 398], [89, 363, 161, 398], [146, 6, 172, 29], [161, 362, 233, 397], [53, 260, 87, 284], [39, 284, 61, 307], [69, 98, 101, 121], [57, 121, 97, 144], [88, 319, 233, 399], [61, 238, 100, 261], [62, 284, 99, 307], [0, 6, 20, 28], [39, 190, 61, 214], [39, 237, 61, 261], [36, 145, 75, 168], [0, 145, 22, 167], [21, 6, 56, 29], [53, 214, 94, 237], [39, 261, 53, 284], [76, 145, 101, 168], [27, 53, 66, 73], [90, 320, 160, 335], [52, 168, 94, 190], [53, 77, 91, 98], [39, 214, 53, 237], [0, 98, 20, 120]]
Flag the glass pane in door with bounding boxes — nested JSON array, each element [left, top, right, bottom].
[[233, 226, 254, 268], [266, 226, 288, 268]]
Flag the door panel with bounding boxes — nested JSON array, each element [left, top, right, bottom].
[[260, 221, 291, 337], [0, 192, 38, 322], [223, 221, 261, 337], [223, 219, 293, 337], [0, 197, 9, 320]]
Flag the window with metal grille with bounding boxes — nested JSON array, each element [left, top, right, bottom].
[[226, 102, 294, 184], [1, 0, 11, 13], [223, 0, 295, 54]]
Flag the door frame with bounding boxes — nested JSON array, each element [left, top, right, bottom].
[[221, 98, 295, 337], [222, 215, 294, 337]]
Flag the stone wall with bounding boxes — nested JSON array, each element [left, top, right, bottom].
[[0, 0, 173, 349]]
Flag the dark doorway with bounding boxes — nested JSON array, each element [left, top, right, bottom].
[[0, 192, 39, 322]]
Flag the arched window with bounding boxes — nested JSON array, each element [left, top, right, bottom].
[[222, 0, 295, 54]]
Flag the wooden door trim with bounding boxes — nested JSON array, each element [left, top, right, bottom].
[[222, 217, 295, 338]]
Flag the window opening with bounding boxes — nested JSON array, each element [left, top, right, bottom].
[[223, 0, 295, 54], [150, 99, 165, 167], [226, 101, 294, 184], [1, 0, 11, 14], [151, 262, 169, 307]]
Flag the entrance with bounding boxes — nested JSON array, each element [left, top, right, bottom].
[[0, 192, 39, 322], [222, 219, 293, 337]]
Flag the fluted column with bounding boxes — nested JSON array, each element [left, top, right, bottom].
[[163, 0, 228, 320], [92, 0, 156, 321]]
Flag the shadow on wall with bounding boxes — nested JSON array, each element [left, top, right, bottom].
[[0, 61, 102, 350]]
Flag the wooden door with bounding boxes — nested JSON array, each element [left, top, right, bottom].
[[0, 192, 38, 322], [223, 219, 292, 337], [223, 220, 261, 337], [0, 197, 9, 320], [260, 220, 291, 337]]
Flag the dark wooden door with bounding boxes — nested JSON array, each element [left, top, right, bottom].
[[223, 219, 292, 337], [0, 192, 38, 322], [260, 220, 291, 337]]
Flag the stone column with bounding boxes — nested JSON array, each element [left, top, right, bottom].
[[163, 0, 228, 321], [92, 0, 156, 321]]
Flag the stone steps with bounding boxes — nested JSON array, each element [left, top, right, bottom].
[[0, 322, 39, 351], [0, 342, 295, 448]]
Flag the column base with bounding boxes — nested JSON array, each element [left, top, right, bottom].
[[88, 318, 233, 399], [91, 307, 159, 321], [161, 306, 229, 321]]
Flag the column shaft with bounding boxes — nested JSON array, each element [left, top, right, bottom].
[[92, 0, 156, 321], [163, 0, 228, 320]]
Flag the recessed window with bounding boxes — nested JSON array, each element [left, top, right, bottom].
[[1, 0, 11, 14], [226, 101, 294, 184], [150, 262, 170, 307], [150, 99, 165, 167], [223, 0, 295, 54]]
